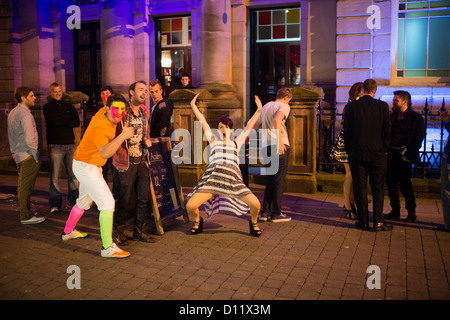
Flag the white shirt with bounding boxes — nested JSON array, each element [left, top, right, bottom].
[[258, 100, 290, 148], [7, 103, 39, 163]]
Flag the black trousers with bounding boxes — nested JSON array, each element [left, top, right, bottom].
[[349, 156, 387, 226], [386, 151, 416, 212], [114, 161, 150, 228]]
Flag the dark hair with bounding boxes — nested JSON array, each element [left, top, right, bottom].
[[363, 79, 377, 94], [14, 86, 33, 103], [217, 116, 233, 129], [100, 85, 113, 94], [149, 78, 162, 88], [393, 90, 412, 108], [106, 93, 128, 108], [49, 82, 60, 90], [348, 82, 363, 102], [181, 73, 191, 79], [128, 80, 147, 99]]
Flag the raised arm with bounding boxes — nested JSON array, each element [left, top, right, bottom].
[[190, 93, 213, 142], [235, 95, 263, 148]]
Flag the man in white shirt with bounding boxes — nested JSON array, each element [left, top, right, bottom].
[[7, 87, 45, 224], [256, 87, 293, 222]]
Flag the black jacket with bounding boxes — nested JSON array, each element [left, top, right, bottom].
[[343, 95, 391, 162], [389, 107, 425, 163], [149, 99, 173, 138], [43, 99, 80, 145]]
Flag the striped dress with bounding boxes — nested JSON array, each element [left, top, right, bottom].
[[185, 139, 251, 218]]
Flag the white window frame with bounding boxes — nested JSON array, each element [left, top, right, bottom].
[[390, 0, 450, 86]]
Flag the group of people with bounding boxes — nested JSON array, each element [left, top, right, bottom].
[[332, 78, 449, 233], [7, 76, 450, 259], [7, 75, 294, 258], [7, 79, 175, 258]]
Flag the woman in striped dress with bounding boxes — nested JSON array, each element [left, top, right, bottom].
[[185, 93, 263, 237]]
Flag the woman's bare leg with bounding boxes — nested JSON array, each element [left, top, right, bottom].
[[186, 192, 213, 229]]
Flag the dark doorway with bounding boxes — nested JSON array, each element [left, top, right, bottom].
[[250, 7, 300, 113], [73, 22, 102, 110], [155, 16, 192, 97]]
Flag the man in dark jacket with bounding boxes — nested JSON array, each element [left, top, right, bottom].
[[149, 79, 173, 138], [43, 83, 80, 213], [344, 79, 392, 231], [385, 90, 425, 223]]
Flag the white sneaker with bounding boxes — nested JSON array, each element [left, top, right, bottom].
[[21, 216, 45, 225], [61, 229, 88, 241], [101, 243, 130, 258], [270, 213, 292, 223]]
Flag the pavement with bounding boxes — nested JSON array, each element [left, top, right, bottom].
[[0, 173, 449, 305]]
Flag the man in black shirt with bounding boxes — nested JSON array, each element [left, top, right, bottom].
[[43, 83, 80, 213], [179, 73, 196, 89], [149, 79, 173, 138], [344, 79, 392, 231], [385, 90, 425, 222]]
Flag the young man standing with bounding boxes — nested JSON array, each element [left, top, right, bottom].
[[43, 82, 80, 213], [8, 87, 45, 225], [99, 85, 119, 200], [149, 79, 173, 138], [112, 81, 154, 245], [257, 87, 293, 223], [385, 90, 425, 223], [344, 79, 392, 231], [61, 94, 134, 258]]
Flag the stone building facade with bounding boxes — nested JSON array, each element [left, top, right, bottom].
[[0, 0, 449, 191]]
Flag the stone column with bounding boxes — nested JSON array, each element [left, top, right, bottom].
[[100, 1, 135, 94], [18, 0, 55, 157], [168, 89, 212, 187], [285, 87, 323, 193], [192, 0, 242, 129], [250, 86, 323, 194], [132, 0, 151, 109]]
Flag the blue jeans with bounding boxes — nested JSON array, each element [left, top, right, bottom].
[[49, 144, 79, 209], [261, 145, 290, 218], [441, 156, 450, 229]]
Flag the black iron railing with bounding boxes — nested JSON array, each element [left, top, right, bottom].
[[317, 98, 447, 179]]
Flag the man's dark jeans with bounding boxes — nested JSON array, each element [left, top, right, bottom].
[[261, 144, 290, 218], [115, 161, 150, 228], [386, 151, 416, 212]]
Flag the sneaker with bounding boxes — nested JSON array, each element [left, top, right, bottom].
[[101, 243, 130, 258], [270, 213, 292, 222], [259, 212, 269, 222], [21, 216, 45, 225], [61, 229, 88, 241], [50, 207, 60, 214]]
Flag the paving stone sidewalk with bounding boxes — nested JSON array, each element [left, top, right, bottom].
[[0, 175, 449, 301]]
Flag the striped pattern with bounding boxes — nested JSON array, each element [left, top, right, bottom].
[[186, 140, 251, 218]]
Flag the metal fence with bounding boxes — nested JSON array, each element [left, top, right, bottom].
[[317, 99, 447, 179]]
